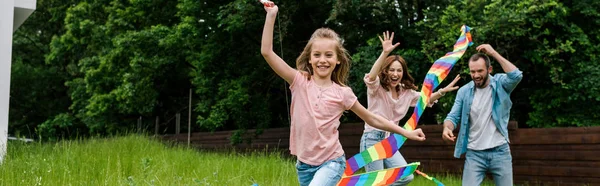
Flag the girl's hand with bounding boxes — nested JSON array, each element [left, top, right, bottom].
[[262, 0, 277, 15], [260, 0, 274, 7], [407, 128, 426, 141], [378, 31, 400, 54]]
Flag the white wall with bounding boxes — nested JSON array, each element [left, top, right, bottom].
[[0, 0, 35, 162], [0, 0, 16, 162]]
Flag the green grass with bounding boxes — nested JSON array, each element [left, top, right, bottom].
[[412, 173, 494, 186], [0, 135, 496, 185], [0, 135, 296, 185]]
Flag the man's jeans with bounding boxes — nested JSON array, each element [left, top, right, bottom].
[[296, 155, 345, 186], [463, 143, 513, 186]]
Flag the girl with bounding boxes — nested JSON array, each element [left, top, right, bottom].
[[360, 31, 460, 186], [260, 2, 426, 186]]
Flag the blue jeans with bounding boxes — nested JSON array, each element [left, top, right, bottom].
[[463, 143, 513, 186], [360, 130, 414, 186], [296, 155, 345, 186]]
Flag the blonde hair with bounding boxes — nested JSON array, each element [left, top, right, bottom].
[[380, 55, 417, 91], [295, 28, 351, 86]]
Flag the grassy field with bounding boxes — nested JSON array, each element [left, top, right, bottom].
[[0, 135, 494, 185]]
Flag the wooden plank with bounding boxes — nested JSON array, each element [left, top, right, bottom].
[[250, 129, 290, 137], [161, 136, 176, 140], [405, 148, 600, 161], [512, 150, 600, 161], [181, 132, 232, 141], [189, 142, 231, 147], [187, 136, 230, 142], [511, 144, 600, 151], [344, 147, 360, 157], [514, 160, 600, 168], [189, 130, 232, 136], [510, 133, 600, 145], [250, 141, 289, 148], [164, 135, 186, 141], [254, 127, 291, 133], [401, 149, 456, 159], [251, 137, 289, 143], [337, 127, 364, 133], [403, 121, 517, 133], [162, 134, 187, 141], [405, 138, 456, 146], [339, 136, 361, 148], [514, 175, 600, 186], [246, 144, 288, 150], [406, 159, 464, 174], [513, 126, 600, 135], [514, 165, 600, 177], [190, 144, 230, 149], [253, 133, 290, 140], [401, 145, 456, 151]]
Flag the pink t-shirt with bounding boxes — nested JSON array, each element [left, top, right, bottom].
[[363, 74, 422, 132], [289, 72, 357, 165]]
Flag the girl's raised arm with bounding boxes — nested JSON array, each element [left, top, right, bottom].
[[350, 101, 426, 141], [260, 2, 297, 84]]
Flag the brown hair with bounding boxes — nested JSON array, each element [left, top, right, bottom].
[[295, 28, 351, 86], [469, 53, 491, 68], [379, 55, 417, 91]]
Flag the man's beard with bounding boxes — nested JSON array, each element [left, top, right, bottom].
[[475, 73, 489, 88]]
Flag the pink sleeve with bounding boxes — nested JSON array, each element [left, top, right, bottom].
[[409, 89, 420, 107], [364, 74, 381, 95], [289, 72, 306, 93], [341, 87, 358, 110]]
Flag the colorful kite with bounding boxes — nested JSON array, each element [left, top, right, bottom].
[[338, 162, 419, 186], [415, 170, 445, 186]]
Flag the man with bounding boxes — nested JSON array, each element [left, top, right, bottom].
[[442, 44, 523, 186]]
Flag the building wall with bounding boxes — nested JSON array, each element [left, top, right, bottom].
[[0, 0, 16, 161]]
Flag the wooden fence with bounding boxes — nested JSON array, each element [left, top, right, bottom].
[[162, 122, 600, 185]]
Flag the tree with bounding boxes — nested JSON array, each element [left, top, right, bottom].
[[419, 0, 600, 127], [10, 0, 79, 138]]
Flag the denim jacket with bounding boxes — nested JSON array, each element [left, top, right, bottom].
[[445, 69, 523, 158]]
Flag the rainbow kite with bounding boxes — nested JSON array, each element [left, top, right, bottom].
[[338, 25, 473, 186], [415, 170, 445, 186], [338, 162, 419, 186]]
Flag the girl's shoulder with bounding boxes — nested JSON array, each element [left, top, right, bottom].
[[332, 83, 356, 97]]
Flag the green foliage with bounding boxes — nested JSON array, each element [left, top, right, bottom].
[[43, 0, 190, 135], [183, 0, 281, 132], [36, 113, 82, 141], [420, 0, 600, 127], [9, 0, 600, 141]]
